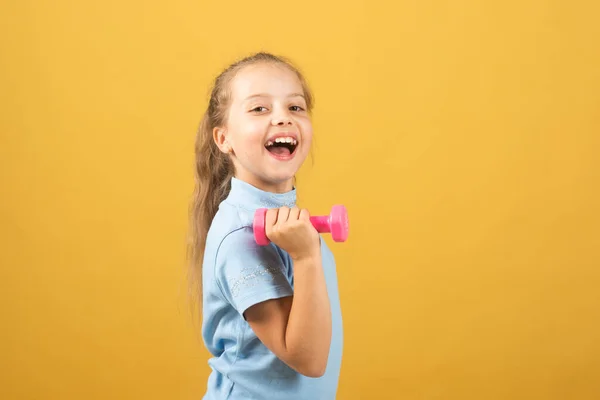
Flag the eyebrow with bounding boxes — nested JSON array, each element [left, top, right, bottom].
[[244, 93, 306, 101]]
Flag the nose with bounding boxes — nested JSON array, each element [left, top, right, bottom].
[[271, 109, 293, 126], [271, 117, 292, 126]]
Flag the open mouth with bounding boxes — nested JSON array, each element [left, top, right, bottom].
[[265, 137, 298, 157]]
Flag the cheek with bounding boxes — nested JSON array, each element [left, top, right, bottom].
[[229, 116, 265, 149], [244, 122, 266, 148], [299, 119, 313, 143]]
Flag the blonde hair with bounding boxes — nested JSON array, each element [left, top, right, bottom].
[[186, 52, 314, 315]]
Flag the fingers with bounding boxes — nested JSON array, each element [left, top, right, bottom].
[[299, 208, 310, 221], [288, 207, 301, 222], [265, 208, 279, 238], [276, 207, 291, 226], [263, 207, 316, 254], [264, 207, 306, 240]]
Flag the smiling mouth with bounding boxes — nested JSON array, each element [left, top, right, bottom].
[[265, 137, 298, 157]]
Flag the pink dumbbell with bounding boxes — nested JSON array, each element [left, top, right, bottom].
[[253, 205, 349, 246]]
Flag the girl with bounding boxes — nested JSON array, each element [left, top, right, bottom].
[[188, 52, 343, 399]]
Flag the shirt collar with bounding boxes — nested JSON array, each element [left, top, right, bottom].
[[226, 176, 297, 211]]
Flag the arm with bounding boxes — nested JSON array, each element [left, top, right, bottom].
[[244, 253, 332, 377], [216, 207, 332, 377]]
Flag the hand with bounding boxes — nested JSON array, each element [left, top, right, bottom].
[[265, 206, 321, 261]]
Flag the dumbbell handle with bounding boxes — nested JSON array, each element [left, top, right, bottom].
[[310, 215, 332, 233]]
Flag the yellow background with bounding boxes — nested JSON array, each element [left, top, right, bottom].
[[2, 0, 599, 399]]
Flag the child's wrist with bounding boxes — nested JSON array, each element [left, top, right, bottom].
[[291, 249, 321, 264]]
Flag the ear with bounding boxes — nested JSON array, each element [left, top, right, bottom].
[[213, 126, 232, 154]]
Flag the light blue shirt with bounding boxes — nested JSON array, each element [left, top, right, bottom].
[[201, 177, 343, 400]]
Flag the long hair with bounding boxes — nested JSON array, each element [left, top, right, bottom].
[[186, 52, 314, 317]]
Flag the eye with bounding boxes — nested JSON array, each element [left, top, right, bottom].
[[290, 105, 305, 112], [250, 106, 268, 113]]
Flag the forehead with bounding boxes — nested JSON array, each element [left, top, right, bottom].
[[230, 63, 303, 100]]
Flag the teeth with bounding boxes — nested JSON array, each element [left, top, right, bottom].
[[267, 137, 297, 146]]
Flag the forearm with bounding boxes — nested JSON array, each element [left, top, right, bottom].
[[284, 255, 332, 377]]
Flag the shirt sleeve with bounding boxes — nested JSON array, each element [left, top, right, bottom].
[[214, 227, 293, 316]]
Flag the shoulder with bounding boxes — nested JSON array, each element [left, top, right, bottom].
[[215, 226, 287, 273], [206, 202, 287, 270], [207, 203, 259, 256], [207, 208, 293, 314], [205, 202, 250, 252]]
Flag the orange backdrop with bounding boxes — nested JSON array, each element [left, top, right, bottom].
[[1, 1, 599, 399]]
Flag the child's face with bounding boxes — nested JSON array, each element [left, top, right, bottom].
[[216, 63, 313, 193]]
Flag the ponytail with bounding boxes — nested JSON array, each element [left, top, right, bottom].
[[187, 112, 234, 312]]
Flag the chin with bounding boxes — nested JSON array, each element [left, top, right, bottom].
[[269, 174, 296, 184], [262, 164, 298, 181]]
